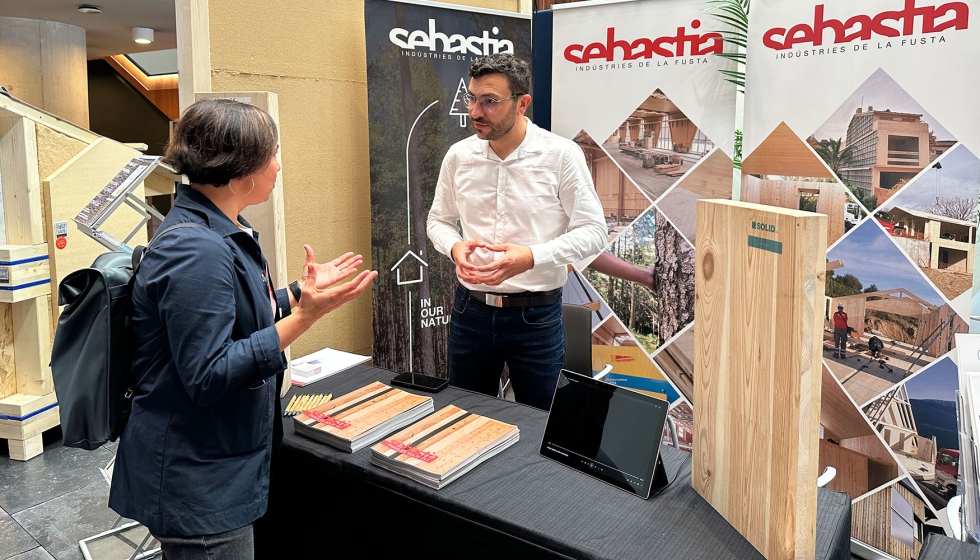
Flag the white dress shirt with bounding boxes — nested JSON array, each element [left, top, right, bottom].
[[427, 118, 607, 293]]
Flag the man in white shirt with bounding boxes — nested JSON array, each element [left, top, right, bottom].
[[427, 54, 606, 410]]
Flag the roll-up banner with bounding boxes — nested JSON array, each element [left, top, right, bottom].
[[366, 0, 531, 377], [551, 0, 738, 447], [743, 0, 980, 545]]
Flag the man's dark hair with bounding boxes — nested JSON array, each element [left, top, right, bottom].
[[165, 99, 278, 187], [468, 53, 531, 96]]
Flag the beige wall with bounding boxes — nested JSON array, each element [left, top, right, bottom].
[[206, 0, 524, 357]]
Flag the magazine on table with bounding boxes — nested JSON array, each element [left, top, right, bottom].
[[293, 381, 433, 452]]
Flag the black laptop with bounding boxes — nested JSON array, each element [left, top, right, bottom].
[[540, 369, 670, 499]]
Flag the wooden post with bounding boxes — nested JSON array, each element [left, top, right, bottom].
[[693, 199, 826, 560], [176, 0, 212, 113]]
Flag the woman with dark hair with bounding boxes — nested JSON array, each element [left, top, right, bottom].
[[108, 99, 376, 559]]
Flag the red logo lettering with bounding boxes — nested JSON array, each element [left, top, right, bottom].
[[563, 21, 723, 63], [763, 0, 968, 50], [305, 410, 351, 430]]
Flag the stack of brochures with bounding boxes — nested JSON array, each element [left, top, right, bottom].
[[369, 405, 519, 489], [294, 382, 433, 452], [290, 347, 371, 387]]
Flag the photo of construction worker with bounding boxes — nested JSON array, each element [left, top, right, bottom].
[[824, 219, 967, 406], [832, 303, 849, 358]]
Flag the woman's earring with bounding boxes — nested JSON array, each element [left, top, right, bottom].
[[230, 177, 255, 196]]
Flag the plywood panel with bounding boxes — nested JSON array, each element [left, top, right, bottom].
[[41, 138, 145, 321], [816, 182, 846, 247], [819, 438, 870, 499], [742, 121, 835, 179], [821, 363, 870, 442], [694, 199, 827, 559], [36, 124, 88, 181], [672, 149, 734, 199]]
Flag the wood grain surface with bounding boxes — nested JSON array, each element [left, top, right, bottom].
[[295, 382, 432, 440], [693, 199, 826, 559], [372, 405, 518, 477]]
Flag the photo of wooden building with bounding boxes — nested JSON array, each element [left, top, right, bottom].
[[851, 479, 928, 560], [602, 90, 715, 201], [573, 130, 651, 241], [888, 207, 975, 273]]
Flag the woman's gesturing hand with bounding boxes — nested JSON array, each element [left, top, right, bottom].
[[296, 245, 376, 323], [308, 251, 364, 290]]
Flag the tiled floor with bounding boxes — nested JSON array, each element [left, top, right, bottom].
[[0, 430, 154, 560]]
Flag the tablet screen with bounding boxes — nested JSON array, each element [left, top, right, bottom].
[[540, 370, 669, 498]]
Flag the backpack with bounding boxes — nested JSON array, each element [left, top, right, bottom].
[[51, 222, 203, 450]]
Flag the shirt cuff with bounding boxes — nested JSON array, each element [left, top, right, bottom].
[[438, 234, 464, 259], [529, 243, 552, 268], [274, 287, 291, 320], [252, 325, 288, 379]]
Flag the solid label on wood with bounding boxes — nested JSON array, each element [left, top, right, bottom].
[[693, 199, 826, 560]]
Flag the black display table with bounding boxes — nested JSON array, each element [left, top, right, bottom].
[[263, 365, 850, 559]]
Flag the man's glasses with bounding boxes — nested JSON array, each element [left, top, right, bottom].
[[462, 93, 525, 114]]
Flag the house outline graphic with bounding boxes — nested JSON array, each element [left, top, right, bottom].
[[391, 250, 428, 285]]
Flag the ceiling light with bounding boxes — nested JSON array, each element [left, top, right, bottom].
[[77, 4, 101, 14], [132, 27, 154, 44]]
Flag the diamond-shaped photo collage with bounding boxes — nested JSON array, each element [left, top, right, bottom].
[[742, 67, 971, 533], [562, 88, 736, 436]]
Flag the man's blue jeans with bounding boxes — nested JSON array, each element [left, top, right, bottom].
[[448, 285, 566, 411]]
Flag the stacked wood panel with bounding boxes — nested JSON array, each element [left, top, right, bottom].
[[693, 199, 826, 559]]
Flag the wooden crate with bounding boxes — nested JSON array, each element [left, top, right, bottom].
[[693, 199, 827, 559], [0, 90, 174, 460]]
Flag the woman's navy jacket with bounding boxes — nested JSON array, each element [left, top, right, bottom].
[[109, 184, 291, 537]]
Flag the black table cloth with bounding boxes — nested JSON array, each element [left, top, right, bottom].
[[262, 364, 849, 559]]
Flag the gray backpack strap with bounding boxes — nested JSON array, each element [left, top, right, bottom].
[[132, 222, 206, 271]]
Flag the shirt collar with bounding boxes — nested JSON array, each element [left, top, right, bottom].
[[477, 117, 542, 161], [173, 183, 253, 238]]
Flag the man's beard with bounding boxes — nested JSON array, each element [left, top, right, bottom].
[[474, 108, 518, 141]]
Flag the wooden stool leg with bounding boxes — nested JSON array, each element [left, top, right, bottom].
[[9, 433, 43, 461]]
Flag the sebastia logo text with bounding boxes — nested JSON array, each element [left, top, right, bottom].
[[389, 19, 514, 56], [563, 20, 723, 63], [763, 0, 968, 50]]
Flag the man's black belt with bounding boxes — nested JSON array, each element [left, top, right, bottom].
[[466, 287, 561, 308]]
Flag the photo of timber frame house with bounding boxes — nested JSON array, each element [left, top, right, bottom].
[[887, 207, 975, 274], [839, 106, 952, 204]]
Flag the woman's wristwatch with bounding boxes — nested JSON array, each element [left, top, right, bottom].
[[288, 280, 302, 303]]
